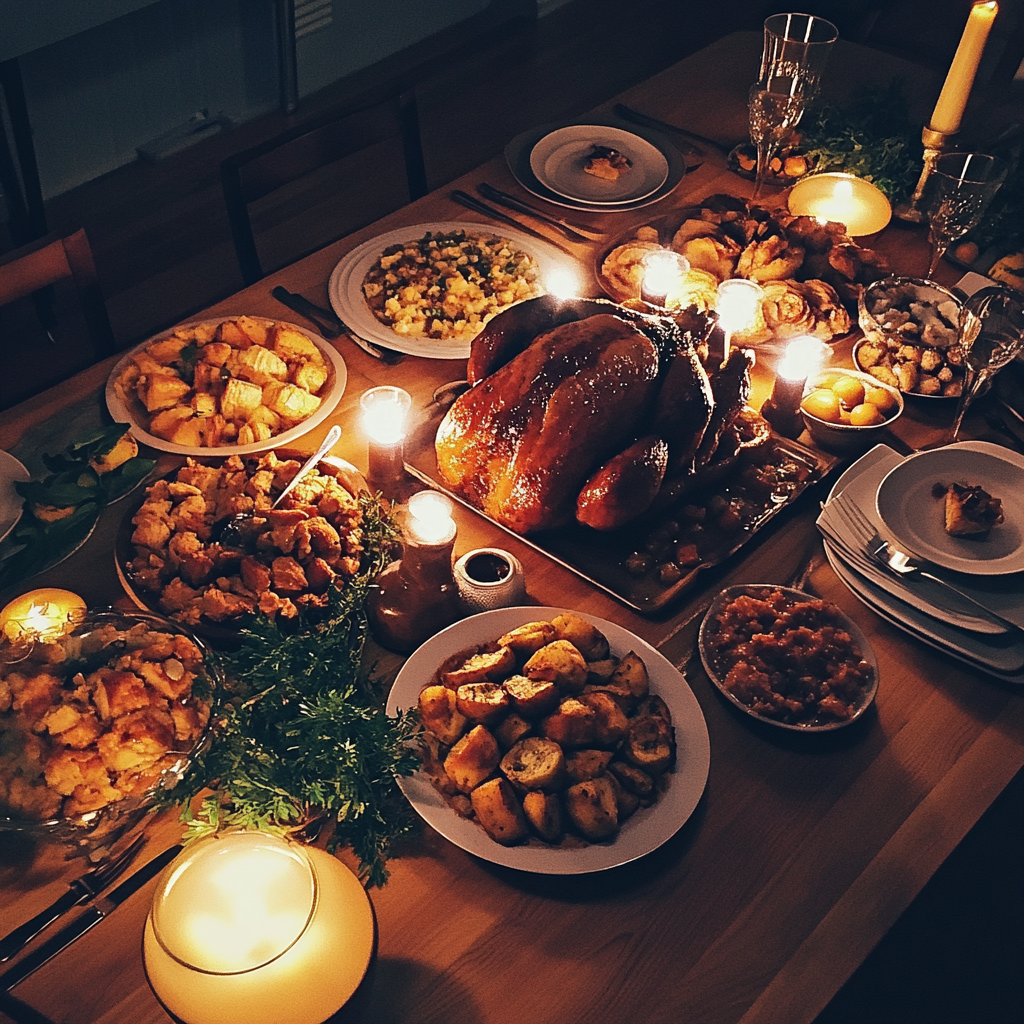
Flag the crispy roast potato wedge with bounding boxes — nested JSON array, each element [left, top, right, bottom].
[[444, 725, 501, 793], [471, 777, 529, 845], [503, 674, 559, 718], [419, 685, 468, 746], [455, 682, 509, 725], [551, 613, 610, 661], [565, 776, 619, 840], [522, 790, 564, 843], [524, 640, 588, 694], [500, 737, 567, 792]]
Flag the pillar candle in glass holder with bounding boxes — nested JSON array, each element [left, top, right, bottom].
[[640, 250, 690, 307], [787, 173, 892, 236], [715, 278, 763, 362], [761, 335, 831, 437], [143, 831, 374, 1024], [929, 1, 998, 136], [360, 385, 411, 495], [0, 589, 86, 641]]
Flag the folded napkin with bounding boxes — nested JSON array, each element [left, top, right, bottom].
[[819, 442, 1024, 676]]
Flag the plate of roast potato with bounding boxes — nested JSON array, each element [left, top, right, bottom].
[[386, 606, 710, 873]]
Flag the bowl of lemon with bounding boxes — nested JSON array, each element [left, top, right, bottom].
[[800, 367, 903, 452]]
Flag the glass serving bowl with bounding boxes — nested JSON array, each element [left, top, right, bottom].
[[0, 609, 218, 858], [855, 276, 964, 399]]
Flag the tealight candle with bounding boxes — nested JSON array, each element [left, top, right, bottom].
[[0, 589, 86, 641], [761, 335, 831, 437], [406, 489, 457, 546], [360, 385, 412, 495], [715, 278, 763, 361], [787, 173, 892, 236], [641, 250, 690, 307], [143, 831, 373, 1024]]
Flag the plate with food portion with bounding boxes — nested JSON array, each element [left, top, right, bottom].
[[529, 125, 669, 205], [505, 120, 686, 213], [386, 606, 710, 874], [106, 316, 346, 456], [875, 447, 1024, 574], [327, 223, 565, 360], [116, 450, 376, 639], [699, 584, 878, 731]]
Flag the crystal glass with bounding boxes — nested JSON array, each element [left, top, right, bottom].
[[749, 13, 837, 199], [926, 152, 1007, 276], [950, 286, 1024, 439]]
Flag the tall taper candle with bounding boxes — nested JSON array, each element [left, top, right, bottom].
[[929, 1, 998, 135]]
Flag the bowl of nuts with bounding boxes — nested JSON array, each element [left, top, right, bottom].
[[800, 367, 904, 451], [854, 277, 964, 399]]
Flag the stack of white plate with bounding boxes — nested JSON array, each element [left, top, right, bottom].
[[817, 441, 1024, 683], [505, 121, 686, 213]]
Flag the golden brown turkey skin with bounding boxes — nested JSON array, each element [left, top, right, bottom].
[[435, 314, 659, 534], [576, 435, 669, 531]]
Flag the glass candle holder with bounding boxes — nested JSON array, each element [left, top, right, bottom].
[[143, 831, 374, 1024], [640, 250, 690, 308], [368, 491, 464, 652], [0, 589, 86, 642], [360, 386, 412, 496], [787, 172, 892, 236], [715, 278, 763, 362]]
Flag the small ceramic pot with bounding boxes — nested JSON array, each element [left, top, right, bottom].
[[453, 548, 526, 612]]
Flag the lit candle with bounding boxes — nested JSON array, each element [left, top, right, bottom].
[[143, 831, 373, 1024], [761, 335, 831, 437], [787, 173, 892, 236], [715, 278, 763, 361], [929, 1, 998, 136], [407, 490, 456, 546], [360, 385, 411, 495], [641, 250, 690, 307], [544, 265, 580, 300], [0, 589, 86, 641]]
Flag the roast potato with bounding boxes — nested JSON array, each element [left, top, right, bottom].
[[565, 777, 619, 840], [471, 777, 529, 845], [624, 714, 675, 774], [551, 613, 610, 661], [500, 737, 566, 792], [524, 640, 588, 693], [455, 682, 509, 724], [498, 621, 558, 657], [565, 749, 614, 783], [443, 647, 517, 688], [522, 790, 564, 844], [503, 674, 559, 718], [444, 725, 501, 793], [493, 712, 533, 751], [540, 697, 598, 748], [418, 685, 467, 746]]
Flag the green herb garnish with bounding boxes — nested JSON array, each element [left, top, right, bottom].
[[165, 495, 419, 888]]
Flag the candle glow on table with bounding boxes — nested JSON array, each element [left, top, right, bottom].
[[715, 278, 763, 360], [787, 173, 892, 236], [360, 385, 411, 492], [929, 1, 998, 135], [0, 589, 86, 641], [407, 490, 456, 546], [641, 250, 690, 307], [143, 831, 373, 1024], [761, 335, 831, 437]]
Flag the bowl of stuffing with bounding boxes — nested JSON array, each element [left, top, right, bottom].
[[0, 609, 217, 852]]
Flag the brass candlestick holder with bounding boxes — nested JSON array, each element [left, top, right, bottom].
[[895, 126, 956, 223]]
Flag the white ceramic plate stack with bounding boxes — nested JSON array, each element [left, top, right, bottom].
[[817, 441, 1024, 683], [505, 120, 686, 214]]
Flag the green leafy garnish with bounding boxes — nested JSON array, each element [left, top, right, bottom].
[[800, 80, 922, 203], [164, 495, 419, 888]]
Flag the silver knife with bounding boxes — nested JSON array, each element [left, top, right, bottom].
[[475, 183, 595, 242], [271, 286, 404, 364], [1, 844, 182, 991], [449, 191, 577, 257], [612, 103, 732, 154]]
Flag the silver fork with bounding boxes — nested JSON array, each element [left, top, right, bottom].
[[829, 491, 1020, 632], [0, 832, 147, 962]]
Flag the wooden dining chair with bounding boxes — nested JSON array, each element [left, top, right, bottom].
[[0, 227, 116, 356], [221, 88, 429, 286]]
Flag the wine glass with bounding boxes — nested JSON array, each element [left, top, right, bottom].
[[949, 286, 1024, 439], [749, 13, 837, 199], [926, 152, 1007, 276]]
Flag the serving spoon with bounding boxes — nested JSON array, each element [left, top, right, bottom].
[[219, 424, 342, 548]]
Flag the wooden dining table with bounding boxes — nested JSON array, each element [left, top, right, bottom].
[[2, 30, 1023, 1024]]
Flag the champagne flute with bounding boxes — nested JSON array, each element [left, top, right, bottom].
[[749, 13, 837, 199], [949, 286, 1024, 440], [926, 152, 1007, 276]]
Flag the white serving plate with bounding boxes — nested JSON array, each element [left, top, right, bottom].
[[328, 222, 568, 361], [0, 451, 30, 545], [105, 317, 346, 457], [386, 606, 710, 874]]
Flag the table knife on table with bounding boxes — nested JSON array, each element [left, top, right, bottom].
[[271, 286, 404, 364], [612, 103, 731, 154], [0, 845, 182, 992], [449, 191, 576, 256]]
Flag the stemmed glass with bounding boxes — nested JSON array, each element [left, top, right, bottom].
[[749, 13, 837, 199], [926, 152, 1007, 276], [949, 286, 1024, 439]]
